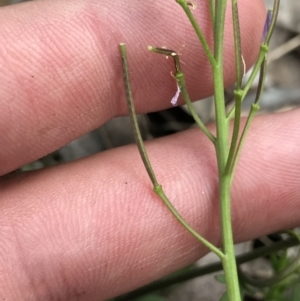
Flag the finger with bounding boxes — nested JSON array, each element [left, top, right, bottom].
[[0, 0, 266, 174], [0, 109, 299, 300]]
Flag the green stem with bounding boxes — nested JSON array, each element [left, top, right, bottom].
[[155, 185, 224, 259], [254, 57, 267, 104], [118, 1, 281, 300], [148, 45, 216, 143], [214, 1, 227, 63], [176, 0, 216, 67], [227, 44, 268, 120], [228, 0, 280, 180], [120, 42, 223, 259], [232, 1, 243, 90], [219, 174, 241, 300], [114, 237, 299, 300], [241, 45, 268, 100], [175, 71, 216, 143], [229, 53, 267, 178], [208, 0, 215, 29], [214, 1, 241, 300], [213, 1, 229, 172], [225, 90, 242, 174], [264, 0, 280, 45], [227, 0, 280, 120], [230, 103, 259, 181], [120, 43, 159, 188]]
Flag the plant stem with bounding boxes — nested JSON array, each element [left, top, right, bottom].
[[227, 44, 268, 120], [264, 0, 280, 45], [155, 185, 224, 258], [208, 0, 215, 29], [227, 2, 279, 176], [148, 45, 216, 143], [176, 0, 216, 68], [225, 90, 242, 174], [219, 173, 241, 300], [228, 0, 280, 120], [214, 0, 241, 299], [114, 237, 299, 300], [120, 42, 223, 259], [232, 1, 243, 90], [230, 103, 259, 181], [175, 71, 216, 143], [227, 59, 266, 177], [118, 1, 281, 300], [120, 43, 159, 188]]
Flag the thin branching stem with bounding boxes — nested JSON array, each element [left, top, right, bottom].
[[120, 43, 159, 188], [254, 58, 267, 104], [120, 43, 223, 259], [227, 44, 268, 120], [232, 1, 243, 90], [208, 0, 215, 29], [225, 90, 242, 174], [229, 53, 268, 179], [230, 103, 259, 182], [176, 0, 216, 67], [155, 185, 224, 259], [119, 0, 281, 300], [176, 72, 216, 143], [228, 1, 280, 175], [213, 1, 242, 300], [264, 0, 280, 45], [228, 0, 280, 120], [148, 46, 216, 143]]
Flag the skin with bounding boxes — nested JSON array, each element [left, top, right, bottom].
[[0, 0, 299, 300]]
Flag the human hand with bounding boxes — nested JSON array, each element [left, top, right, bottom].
[[0, 0, 299, 300]]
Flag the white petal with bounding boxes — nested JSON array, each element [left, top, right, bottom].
[[171, 85, 181, 106]]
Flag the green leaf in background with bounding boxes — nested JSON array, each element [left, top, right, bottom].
[[215, 274, 226, 284]]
